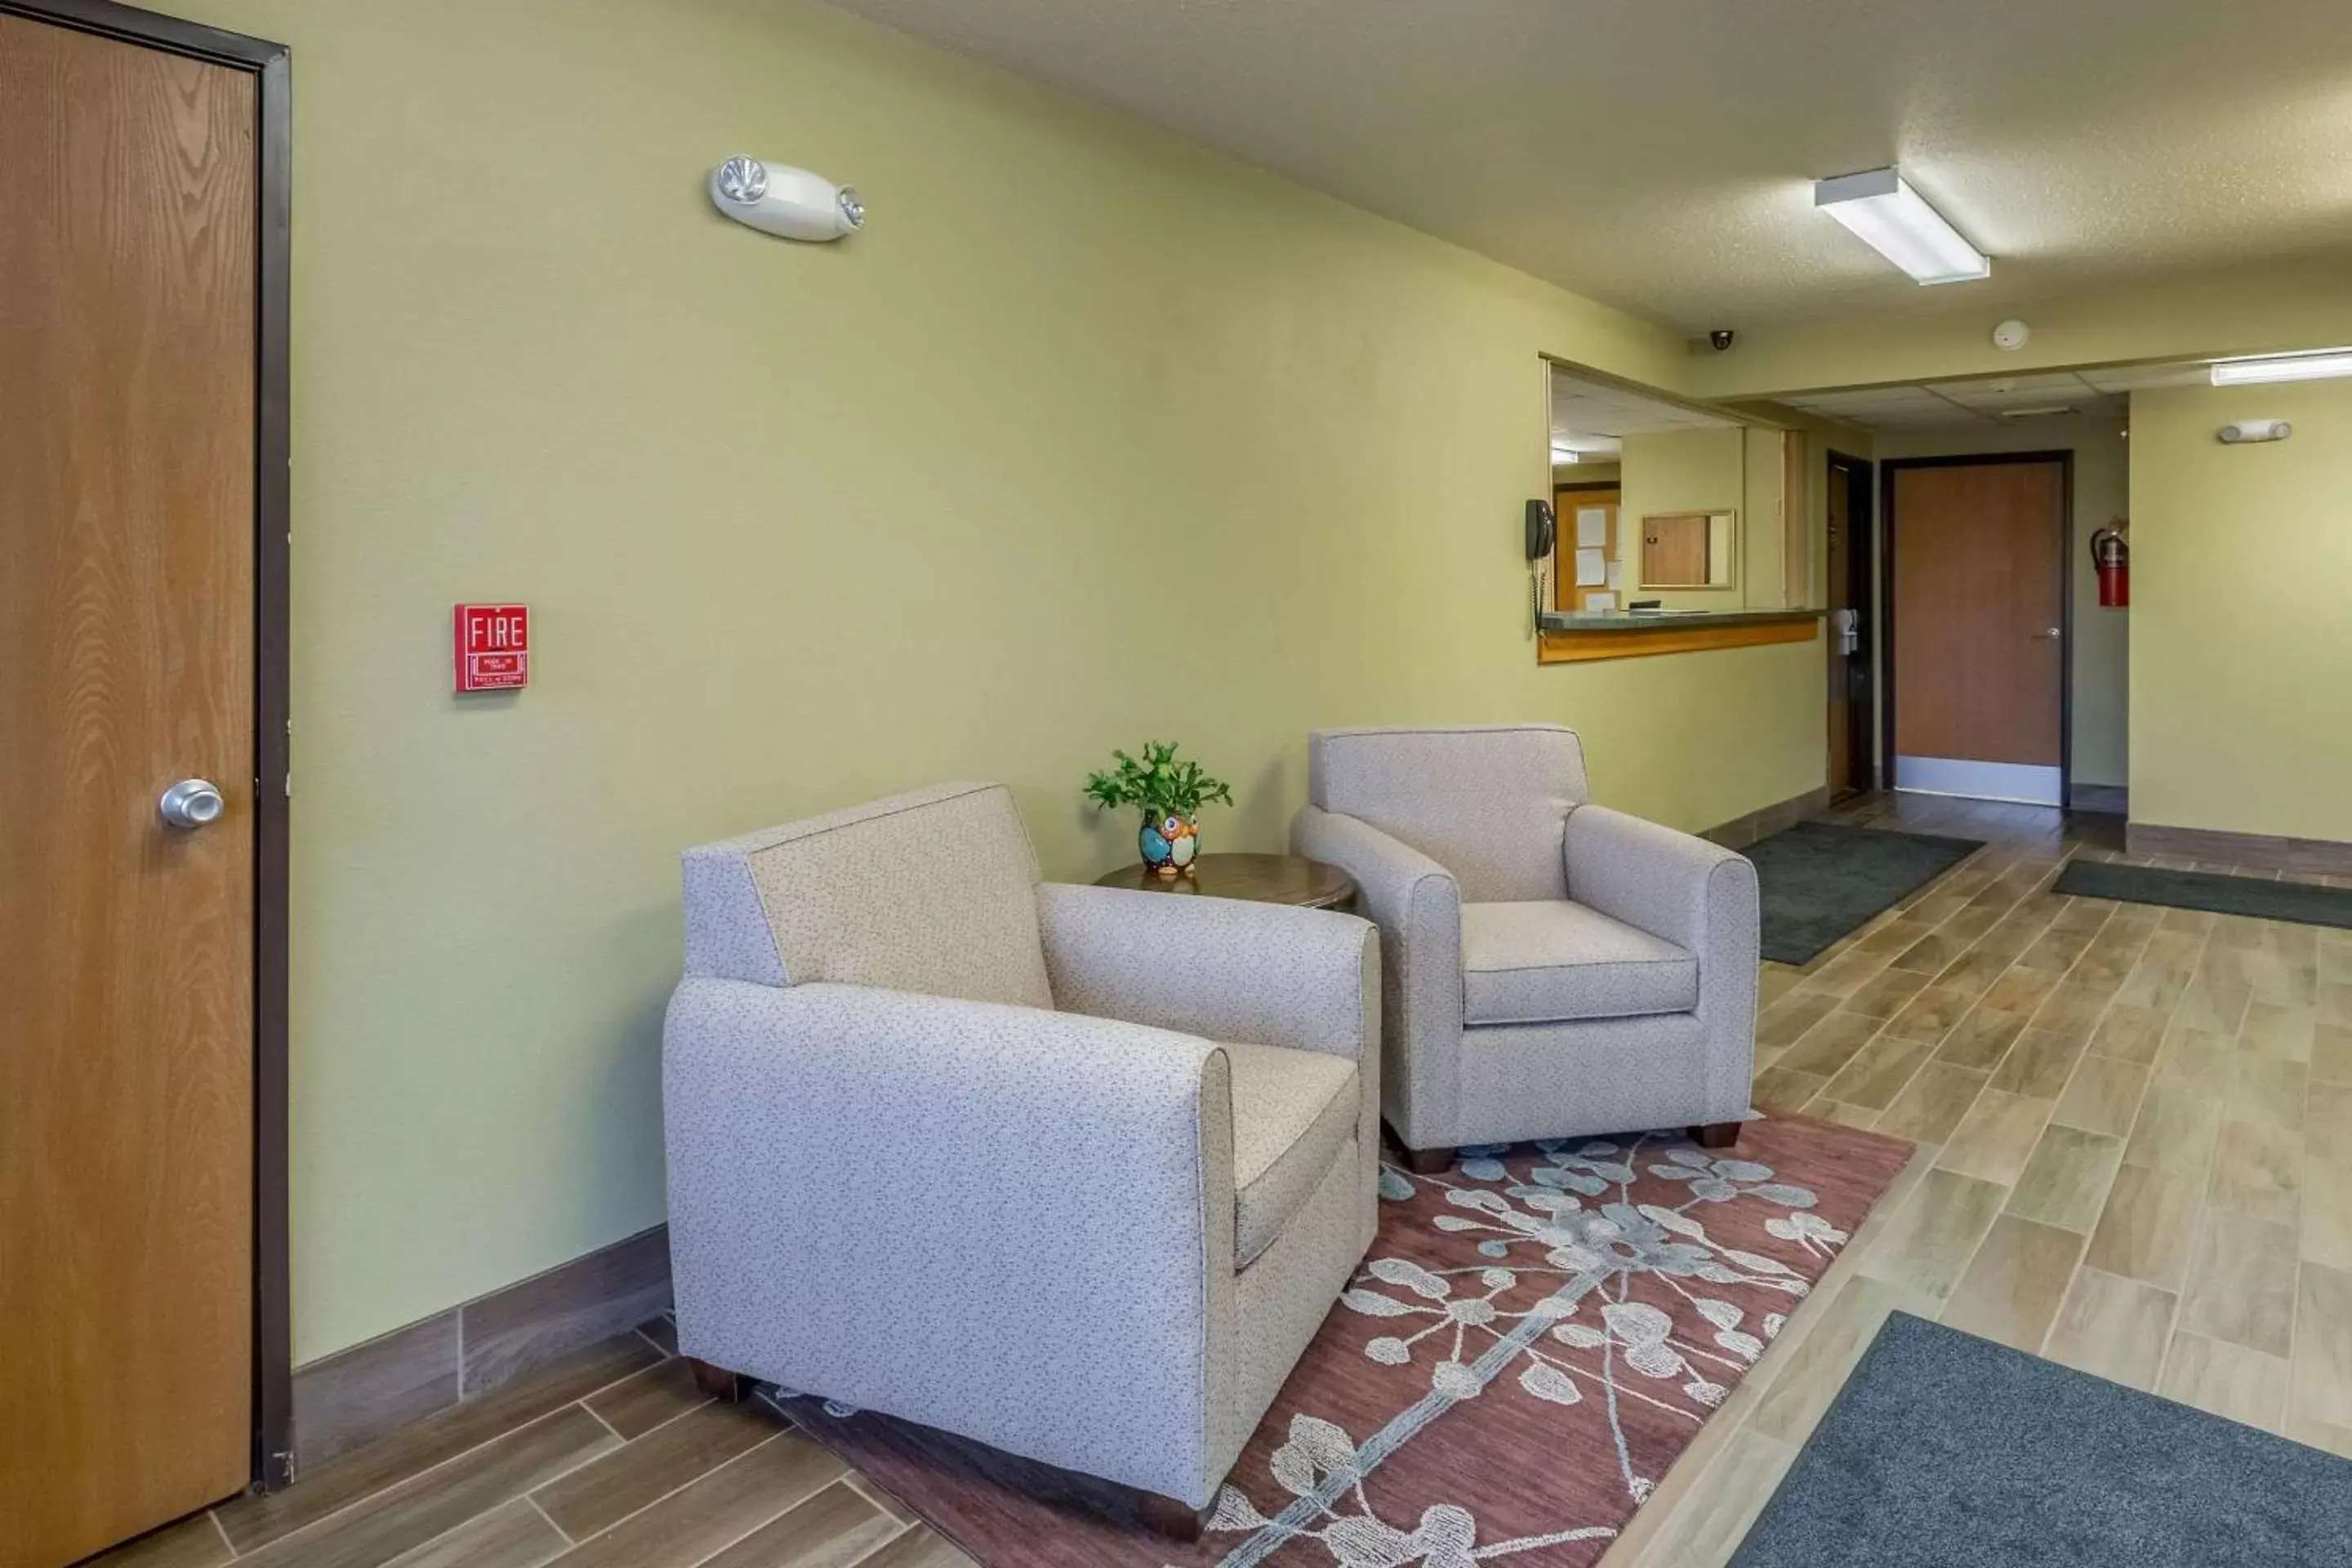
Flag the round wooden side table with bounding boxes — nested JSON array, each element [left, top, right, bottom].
[[1092, 852, 1356, 913]]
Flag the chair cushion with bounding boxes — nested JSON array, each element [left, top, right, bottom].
[[1459, 900, 1698, 1026], [1225, 1040, 1359, 1268]]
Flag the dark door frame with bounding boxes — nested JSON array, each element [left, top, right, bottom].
[[1824, 449, 1876, 797], [2, 0, 293, 1493], [1880, 452, 2074, 810]]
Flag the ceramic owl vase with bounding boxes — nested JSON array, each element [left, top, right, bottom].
[[1139, 812, 1199, 877]]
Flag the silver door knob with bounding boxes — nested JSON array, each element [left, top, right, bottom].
[[158, 778, 225, 829]]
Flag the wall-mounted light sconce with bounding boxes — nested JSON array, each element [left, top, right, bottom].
[[708, 156, 863, 241]]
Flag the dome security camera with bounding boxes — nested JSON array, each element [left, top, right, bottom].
[[709, 156, 863, 242], [1708, 329, 1736, 352]]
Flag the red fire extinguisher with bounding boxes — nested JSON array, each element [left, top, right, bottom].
[[2091, 522, 2129, 608]]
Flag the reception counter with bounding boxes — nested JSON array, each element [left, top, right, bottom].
[[1536, 608, 1826, 665]]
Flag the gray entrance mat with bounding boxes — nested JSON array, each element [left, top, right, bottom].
[[2053, 858, 2352, 930], [1729, 1312, 2352, 1567], [1746, 822, 1984, 964]]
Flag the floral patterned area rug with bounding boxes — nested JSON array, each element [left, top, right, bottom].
[[771, 1116, 1912, 1568]]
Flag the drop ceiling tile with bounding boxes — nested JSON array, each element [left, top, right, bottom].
[[1952, 371, 2092, 396], [1941, 390, 2085, 416], [1776, 359, 2211, 430], [1550, 369, 1739, 439], [1786, 387, 1970, 428], [2077, 362, 2214, 393]]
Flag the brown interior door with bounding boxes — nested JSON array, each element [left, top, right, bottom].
[[2, 16, 258, 1563], [1552, 486, 1619, 612], [1890, 460, 2067, 795]]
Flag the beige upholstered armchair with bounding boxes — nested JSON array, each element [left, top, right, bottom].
[[1291, 725, 1759, 1169], [662, 782, 1379, 1535]]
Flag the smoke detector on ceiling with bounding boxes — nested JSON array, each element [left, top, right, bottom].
[[1992, 319, 2030, 352]]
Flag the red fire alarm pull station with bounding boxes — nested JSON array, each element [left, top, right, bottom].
[[454, 604, 530, 692]]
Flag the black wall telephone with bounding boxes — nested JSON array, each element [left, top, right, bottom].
[[1525, 498, 1557, 562], [1526, 498, 1557, 632]]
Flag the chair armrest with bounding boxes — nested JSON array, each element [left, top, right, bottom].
[[662, 978, 1235, 1503], [1563, 804, 1757, 960], [1291, 805, 1463, 1148], [1565, 805, 1761, 1113], [1036, 882, 1376, 1063]]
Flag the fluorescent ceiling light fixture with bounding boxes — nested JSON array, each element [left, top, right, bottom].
[[1549, 447, 1581, 465], [2210, 350, 2352, 385], [1815, 167, 1989, 286]]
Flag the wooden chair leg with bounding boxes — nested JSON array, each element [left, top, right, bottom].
[[1690, 1121, 1743, 1150], [688, 1357, 748, 1402], [1401, 1144, 1454, 1176], [1134, 1488, 1210, 1541]]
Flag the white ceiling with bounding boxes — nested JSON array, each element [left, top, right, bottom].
[[822, 0, 2352, 332], [1777, 361, 2211, 431], [1550, 367, 1735, 457]]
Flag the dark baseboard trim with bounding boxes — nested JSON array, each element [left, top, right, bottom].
[[2127, 821, 2352, 876], [1703, 786, 1833, 852], [2070, 783, 2129, 814], [291, 1223, 670, 1473]]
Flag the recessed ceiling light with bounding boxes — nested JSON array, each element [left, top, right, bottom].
[[1815, 167, 1989, 286], [1549, 448, 1581, 466], [2209, 350, 2352, 386], [1998, 405, 2078, 420]]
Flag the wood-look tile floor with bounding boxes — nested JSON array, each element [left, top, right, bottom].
[[89, 1323, 970, 1568], [1606, 792, 2352, 1568], [92, 794, 2352, 1568]]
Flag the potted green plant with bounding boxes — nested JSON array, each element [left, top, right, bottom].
[[1084, 741, 1235, 878]]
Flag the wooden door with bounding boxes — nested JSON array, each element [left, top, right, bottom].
[[1, 15, 258, 1563], [1552, 486, 1619, 612], [1890, 459, 2068, 804]]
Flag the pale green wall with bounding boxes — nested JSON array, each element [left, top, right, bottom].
[[1619, 429, 1745, 607], [1749, 404, 1880, 611], [2131, 380, 2352, 840], [1741, 427, 1790, 610], [172, 0, 1827, 1359], [1873, 420, 2132, 789], [1617, 425, 1796, 609]]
